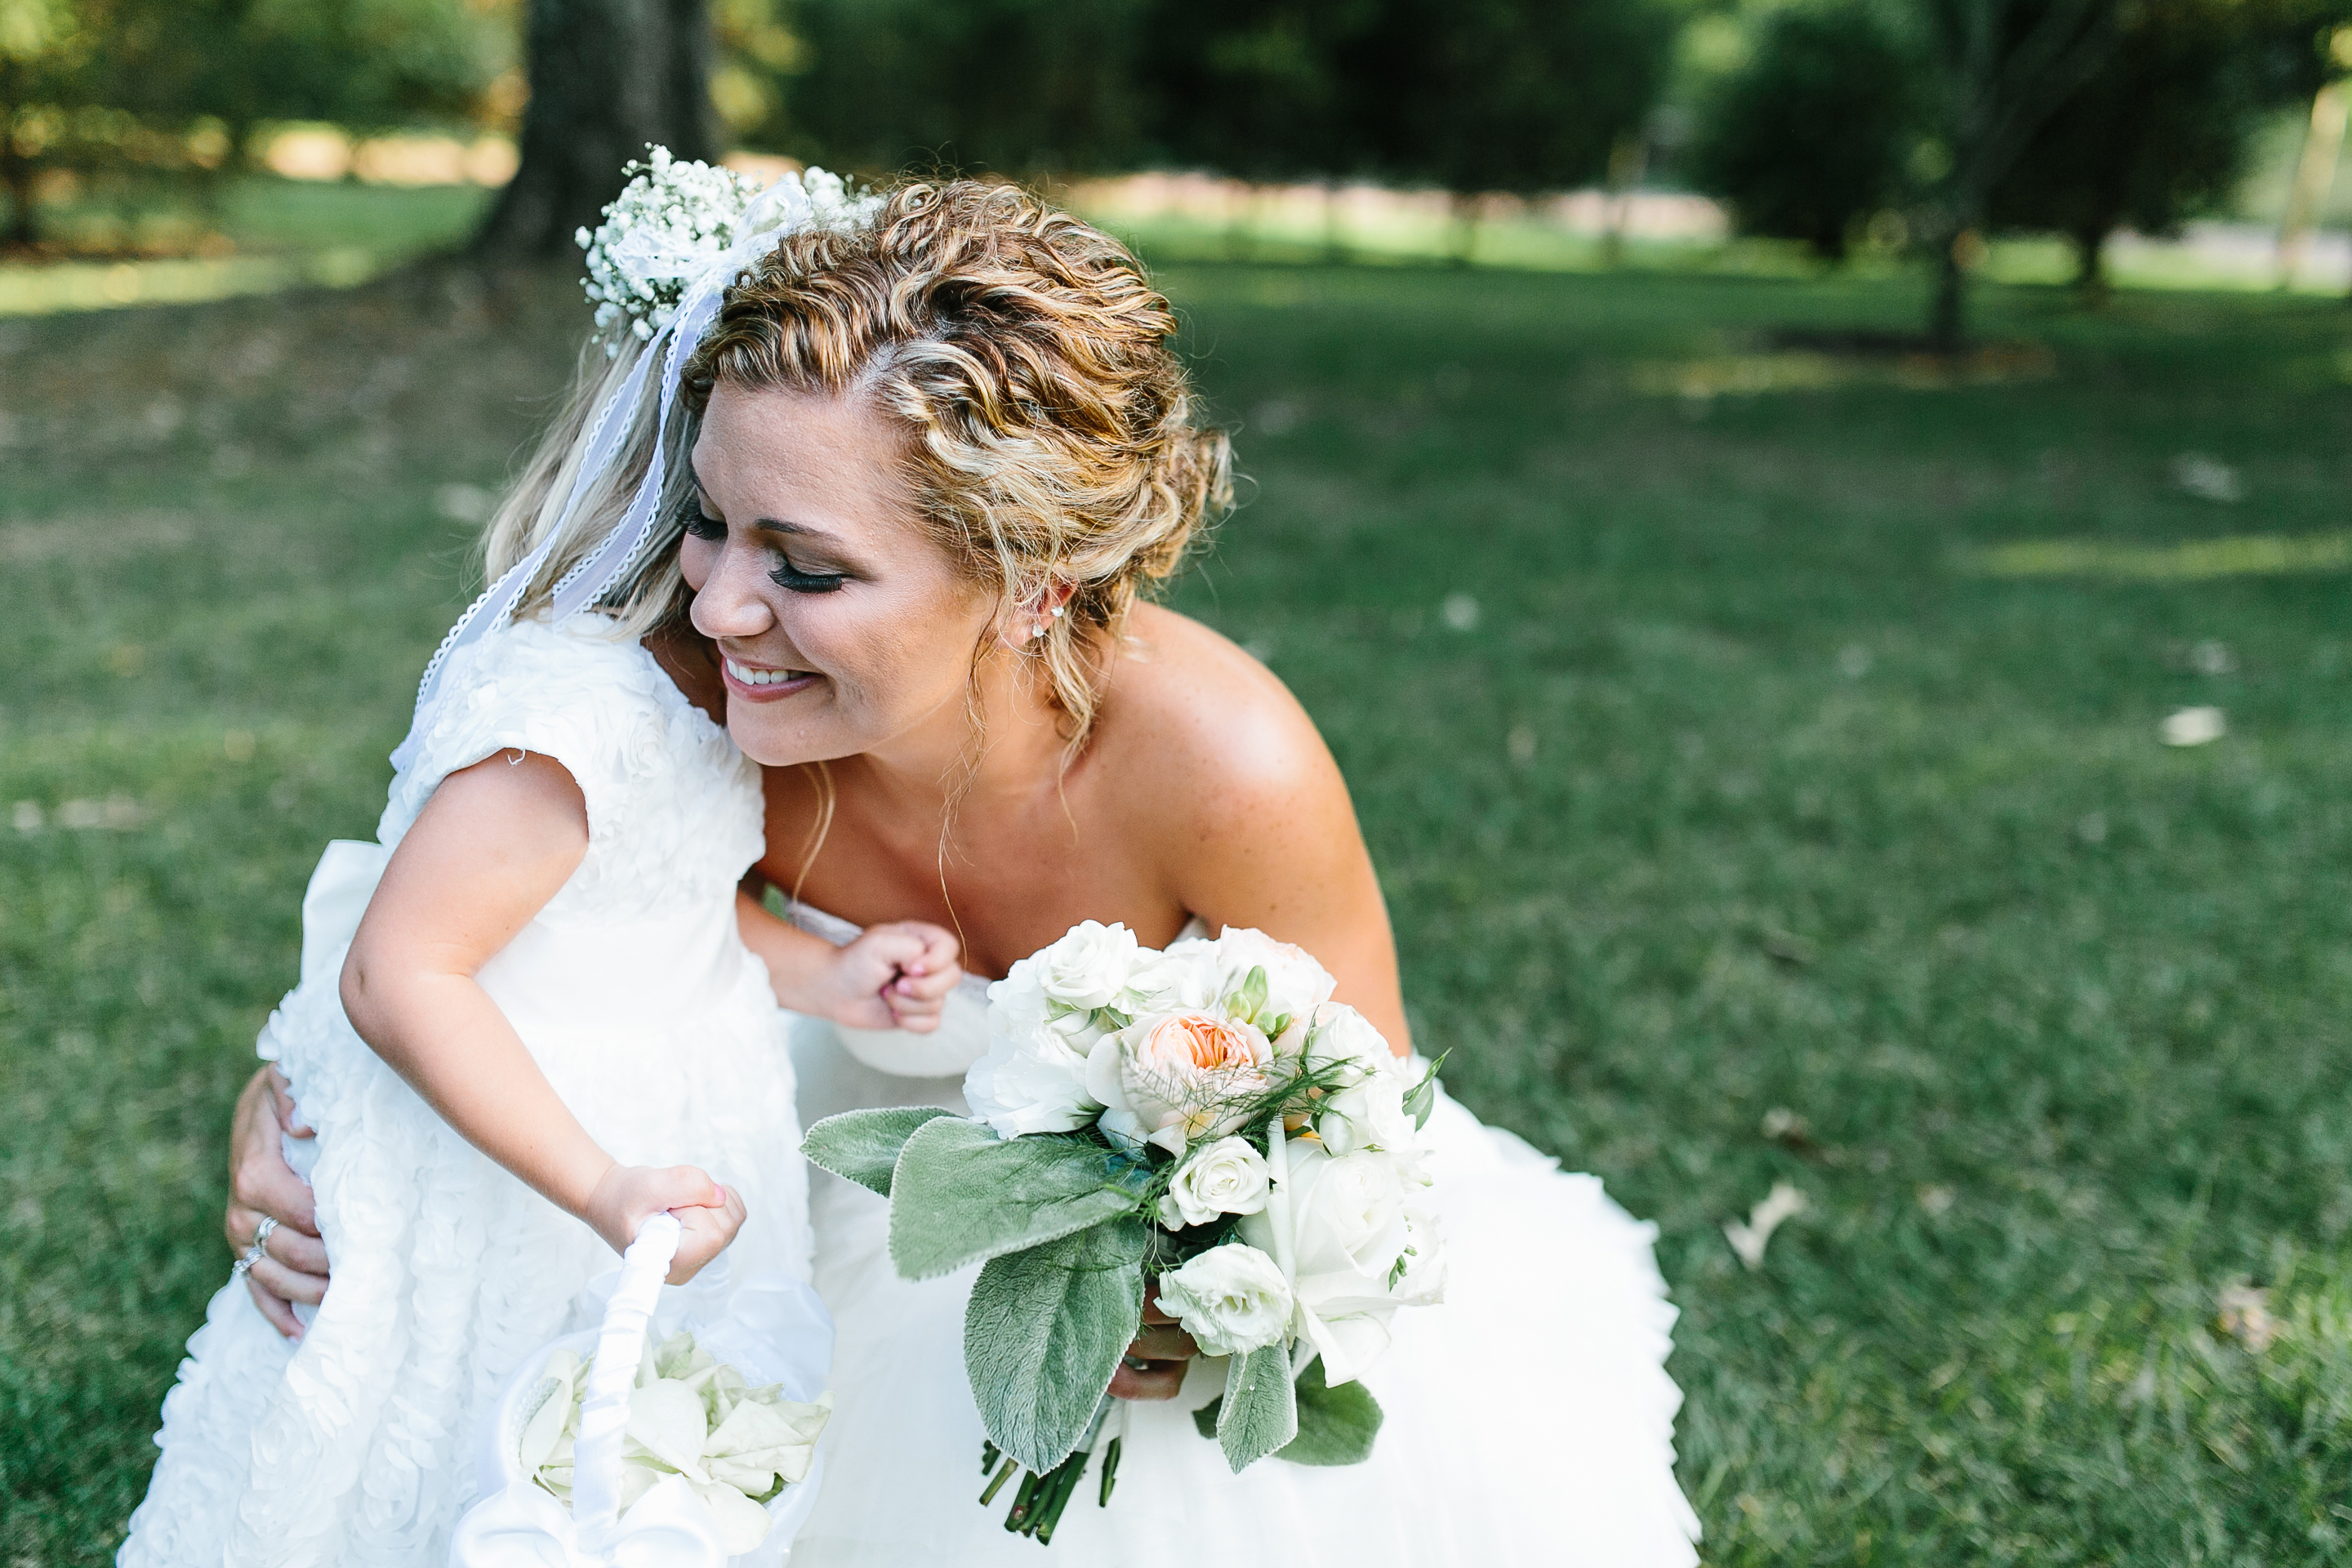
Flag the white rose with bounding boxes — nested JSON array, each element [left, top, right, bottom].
[[1119, 945, 1223, 1015], [1390, 1200, 1448, 1307], [964, 1017, 1104, 1139], [1031, 920, 1143, 1012], [1157, 1136, 1272, 1230], [1152, 1243, 1294, 1357], [1200, 927, 1336, 1027], [1316, 1067, 1416, 1157], [1085, 1010, 1271, 1156], [1276, 1002, 1395, 1084], [1237, 1143, 1414, 1385]]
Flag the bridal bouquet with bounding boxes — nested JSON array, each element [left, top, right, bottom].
[[802, 923, 1445, 1544]]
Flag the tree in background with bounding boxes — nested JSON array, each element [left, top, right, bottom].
[[1989, 0, 2339, 294], [474, 0, 714, 256], [776, 0, 1151, 179], [1915, 0, 2118, 347], [1686, 1, 1922, 261], [0, 0, 94, 247], [1340, 0, 1682, 260], [3, 0, 507, 250]]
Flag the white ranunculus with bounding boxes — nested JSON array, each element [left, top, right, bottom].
[[1030, 920, 1143, 1012], [1085, 1010, 1272, 1157], [1238, 1143, 1415, 1385], [1316, 1066, 1416, 1157], [964, 1015, 1104, 1139], [1201, 927, 1337, 1027], [1158, 1136, 1272, 1230], [1153, 1243, 1295, 1357]]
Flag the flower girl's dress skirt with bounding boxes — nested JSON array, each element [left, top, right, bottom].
[[784, 908, 1702, 1568], [118, 620, 812, 1568]]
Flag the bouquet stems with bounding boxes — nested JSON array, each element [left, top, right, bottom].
[[986, 1395, 1117, 1542]]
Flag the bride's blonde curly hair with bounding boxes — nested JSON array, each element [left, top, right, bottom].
[[679, 179, 1233, 751]]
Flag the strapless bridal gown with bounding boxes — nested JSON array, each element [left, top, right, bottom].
[[786, 907, 1700, 1567]]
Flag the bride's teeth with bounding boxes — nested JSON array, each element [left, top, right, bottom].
[[727, 657, 805, 687]]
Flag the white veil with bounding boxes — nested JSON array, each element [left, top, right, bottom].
[[388, 172, 834, 776]]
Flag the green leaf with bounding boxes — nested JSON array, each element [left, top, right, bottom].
[[1188, 1356, 1381, 1467], [1215, 1342, 1298, 1472], [801, 1107, 952, 1196], [1281, 1355, 1383, 1465], [1402, 1049, 1450, 1132], [889, 1116, 1147, 1280], [964, 1218, 1148, 1472]]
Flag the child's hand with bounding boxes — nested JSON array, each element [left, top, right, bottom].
[[583, 1163, 748, 1285], [825, 920, 963, 1033]]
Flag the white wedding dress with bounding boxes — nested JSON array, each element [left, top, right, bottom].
[[120, 618, 813, 1568], [786, 907, 1701, 1567]]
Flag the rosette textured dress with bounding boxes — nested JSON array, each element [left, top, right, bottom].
[[786, 909, 1702, 1568], [120, 618, 812, 1568]]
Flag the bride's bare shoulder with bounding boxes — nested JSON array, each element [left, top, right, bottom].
[[1094, 605, 1346, 817]]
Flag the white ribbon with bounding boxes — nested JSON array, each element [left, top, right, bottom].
[[390, 175, 818, 776]]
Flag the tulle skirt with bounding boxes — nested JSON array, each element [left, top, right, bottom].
[[791, 1024, 1701, 1567]]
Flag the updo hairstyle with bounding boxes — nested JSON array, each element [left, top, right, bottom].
[[681, 179, 1233, 750]]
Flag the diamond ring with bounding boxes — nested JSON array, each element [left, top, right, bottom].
[[232, 1215, 278, 1280]]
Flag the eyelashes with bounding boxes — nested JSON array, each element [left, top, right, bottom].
[[677, 498, 847, 594], [769, 563, 847, 595]]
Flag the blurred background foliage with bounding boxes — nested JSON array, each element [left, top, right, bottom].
[[6, 0, 2352, 334]]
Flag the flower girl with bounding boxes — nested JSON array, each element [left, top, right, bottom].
[[118, 168, 946, 1567]]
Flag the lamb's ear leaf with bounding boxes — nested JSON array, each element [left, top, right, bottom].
[[964, 1218, 1149, 1472], [1279, 1354, 1383, 1465], [801, 1107, 953, 1196], [889, 1117, 1147, 1280], [1216, 1342, 1298, 1472], [1191, 1396, 1222, 1439]]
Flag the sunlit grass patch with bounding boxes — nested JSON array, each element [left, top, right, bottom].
[[1971, 532, 2352, 581]]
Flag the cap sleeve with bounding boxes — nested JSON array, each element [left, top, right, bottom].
[[377, 617, 670, 849]]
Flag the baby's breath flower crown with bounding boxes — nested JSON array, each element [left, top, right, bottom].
[[575, 146, 880, 354]]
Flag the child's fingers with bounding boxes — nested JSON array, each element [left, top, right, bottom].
[[891, 965, 960, 1004], [888, 994, 946, 1034], [636, 1164, 724, 1222]]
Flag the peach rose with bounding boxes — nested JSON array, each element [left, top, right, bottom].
[[1085, 1010, 1272, 1156]]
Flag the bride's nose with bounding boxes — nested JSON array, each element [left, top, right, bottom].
[[689, 542, 779, 642]]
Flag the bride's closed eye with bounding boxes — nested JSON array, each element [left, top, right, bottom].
[[677, 498, 848, 594]]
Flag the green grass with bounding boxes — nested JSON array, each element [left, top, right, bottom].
[[5, 260, 2351, 1562]]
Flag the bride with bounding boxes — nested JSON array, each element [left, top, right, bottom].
[[223, 177, 1700, 1564]]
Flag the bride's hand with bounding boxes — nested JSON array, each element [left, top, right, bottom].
[[226, 1065, 331, 1340], [824, 920, 962, 1032], [1108, 1281, 1199, 1401]]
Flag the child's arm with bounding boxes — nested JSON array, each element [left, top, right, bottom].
[[735, 893, 964, 1032], [341, 751, 744, 1285]]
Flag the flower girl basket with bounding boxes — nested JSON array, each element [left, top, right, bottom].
[[449, 1214, 832, 1568]]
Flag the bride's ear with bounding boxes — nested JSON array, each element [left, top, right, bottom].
[[994, 579, 1075, 653]]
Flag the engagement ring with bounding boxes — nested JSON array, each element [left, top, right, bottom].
[[232, 1215, 278, 1280]]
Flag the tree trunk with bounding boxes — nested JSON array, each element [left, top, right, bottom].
[[1930, 234, 1968, 353], [2276, 78, 2348, 291], [2069, 221, 2109, 305], [473, 0, 718, 260], [1448, 190, 1480, 268], [1, 148, 36, 251], [1, 69, 36, 251]]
